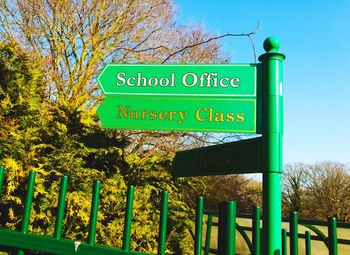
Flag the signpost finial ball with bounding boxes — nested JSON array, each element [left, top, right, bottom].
[[263, 36, 280, 52]]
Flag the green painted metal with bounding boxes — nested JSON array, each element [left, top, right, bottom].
[[20, 171, 36, 233], [258, 36, 285, 255], [97, 96, 256, 133], [88, 181, 101, 245], [252, 206, 261, 255], [202, 209, 349, 255], [0, 166, 4, 202], [302, 223, 327, 247], [281, 229, 287, 255], [54, 175, 68, 239], [290, 211, 299, 255], [97, 64, 258, 133], [172, 137, 261, 177], [0, 170, 177, 255], [0, 228, 150, 255], [236, 223, 253, 254], [218, 201, 236, 255], [194, 196, 204, 255], [157, 191, 168, 255], [261, 172, 282, 254], [123, 185, 135, 252], [97, 64, 257, 97], [17, 170, 36, 255], [305, 231, 311, 255], [328, 217, 338, 255], [204, 213, 213, 255]]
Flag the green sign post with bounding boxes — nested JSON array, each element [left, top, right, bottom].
[[259, 37, 285, 255], [96, 37, 285, 255]]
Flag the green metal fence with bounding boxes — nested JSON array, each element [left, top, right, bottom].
[[0, 168, 170, 255], [0, 167, 349, 255], [202, 209, 350, 255]]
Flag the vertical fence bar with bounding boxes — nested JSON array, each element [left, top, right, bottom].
[[305, 231, 311, 255], [54, 175, 68, 239], [0, 165, 4, 196], [158, 191, 168, 255], [122, 185, 134, 252], [281, 229, 287, 255], [17, 170, 36, 255], [252, 206, 261, 255], [87, 181, 101, 245], [218, 201, 236, 255], [194, 196, 204, 255], [328, 217, 338, 255], [204, 213, 213, 255], [290, 211, 298, 255]]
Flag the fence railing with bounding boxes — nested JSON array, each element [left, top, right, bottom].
[[0, 168, 169, 255], [201, 209, 350, 255], [0, 166, 349, 255]]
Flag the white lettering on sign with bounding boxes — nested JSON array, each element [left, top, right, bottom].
[[115, 72, 240, 88]]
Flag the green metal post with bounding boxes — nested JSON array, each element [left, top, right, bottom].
[[88, 181, 101, 245], [258, 36, 285, 255], [17, 171, 36, 255], [158, 191, 168, 255], [218, 201, 236, 255], [281, 229, 287, 255], [0, 165, 4, 196], [305, 231, 311, 255], [290, 211, 298, 255], [122, 185, 134, 252], [328, 217, 338, 255], [252, 206, 261, 255], [195, 196, 204, 255], [54, 175, 68, 239], [204, 213, 213, 255]]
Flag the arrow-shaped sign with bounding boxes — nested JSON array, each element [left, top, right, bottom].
[[172, 137, 261, 177]]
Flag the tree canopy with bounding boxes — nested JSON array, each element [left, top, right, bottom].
[[282, 162, 350, 221], [0, 1, 228, 254]]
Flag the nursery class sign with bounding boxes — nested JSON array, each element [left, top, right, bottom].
[[97, 64, 257, 133]]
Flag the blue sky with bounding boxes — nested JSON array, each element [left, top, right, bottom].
[[175, 0, 350, 166]]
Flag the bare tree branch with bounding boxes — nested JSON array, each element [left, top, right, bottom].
[[161, 21, 260, 64]]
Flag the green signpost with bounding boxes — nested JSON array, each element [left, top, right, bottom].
[[96, 37, 285, 255]]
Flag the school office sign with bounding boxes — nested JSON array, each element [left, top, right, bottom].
[[97, 64, 257, 133]]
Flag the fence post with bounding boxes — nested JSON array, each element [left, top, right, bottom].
[[252, 206, 261, 255], [290, 211, 298, 255], [17, 170, 36, 255], [0, 165, 4, 196], [281, 229, 287, 255], [88, 180, 101, 245], [54, 175, 68, 239], [158, 191, 168, 255], [305, 231, 311, 255], [328, 217, 338, 255], [204, 213, 213, 255], [218, 201, 236, 255], [195, 196, 204, 255], [122, 185, 134, 252]]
